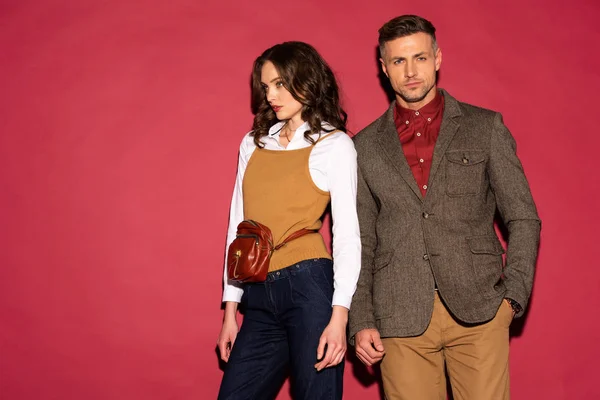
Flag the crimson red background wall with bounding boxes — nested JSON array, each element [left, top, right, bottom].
[[1, 1, 598, 399]]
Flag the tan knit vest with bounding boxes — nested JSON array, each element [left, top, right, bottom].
[[242, 134, 334, 271]]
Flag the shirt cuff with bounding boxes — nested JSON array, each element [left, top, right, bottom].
[[332, 291, 353, 310], [222, 283, 243, 303]]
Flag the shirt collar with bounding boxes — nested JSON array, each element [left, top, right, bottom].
[[395, 89, 444, 120], [267, 121, 334, 142]]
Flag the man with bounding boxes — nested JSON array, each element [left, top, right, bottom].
[[349, 15, 541, 400]]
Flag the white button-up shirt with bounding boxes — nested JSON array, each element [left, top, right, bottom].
[[222, 121, 361, 309]]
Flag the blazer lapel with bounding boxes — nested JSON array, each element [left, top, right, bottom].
[[376, 103, 423, 201], [427, 89, 462, 188]]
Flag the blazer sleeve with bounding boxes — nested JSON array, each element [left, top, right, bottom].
[[348, 160, 379, 344], [488, 113, 541, 317]]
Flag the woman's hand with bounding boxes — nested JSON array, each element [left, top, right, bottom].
[[314, 305, 348, 371], [217, 302, 239, 362]]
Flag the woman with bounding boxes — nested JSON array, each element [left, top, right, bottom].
[[217, 41, 360, 400]]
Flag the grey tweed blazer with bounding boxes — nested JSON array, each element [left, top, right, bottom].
[[348, 89, 541, 342]]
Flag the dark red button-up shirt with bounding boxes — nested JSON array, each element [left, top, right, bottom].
[[393, 90, 445, 197]]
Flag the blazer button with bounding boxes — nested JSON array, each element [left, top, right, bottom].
[[423, 254, 429, 260]]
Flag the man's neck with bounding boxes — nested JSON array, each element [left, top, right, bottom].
[[396, 87, 438, 110]]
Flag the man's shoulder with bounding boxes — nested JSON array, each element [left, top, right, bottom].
[[444, 91, 500, 122], [352, 110, 389, 148], [443, 92, 507, 144], [459, 101, 498, 119]]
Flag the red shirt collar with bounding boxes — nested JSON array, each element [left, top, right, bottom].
[[395, 89, 444, 121]]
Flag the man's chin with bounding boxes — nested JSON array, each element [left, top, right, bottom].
[[400, 93, 427, 103], [398, 86, 434, 104]]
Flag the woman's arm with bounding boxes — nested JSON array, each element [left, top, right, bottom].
[[221, 134, 253, 304], [314, 132, 361, 370], [218, 133, 254, 362]]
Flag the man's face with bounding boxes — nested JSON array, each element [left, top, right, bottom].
[[380, 32, 442, 109]]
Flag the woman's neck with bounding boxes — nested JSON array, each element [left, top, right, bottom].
[[279, 119, 304, 148], [285, 117, 304, 133]]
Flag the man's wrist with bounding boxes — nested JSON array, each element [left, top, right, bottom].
[[505, 298, 522, 315]]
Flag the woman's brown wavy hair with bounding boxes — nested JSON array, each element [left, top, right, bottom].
[[250, 41, 347, 148]]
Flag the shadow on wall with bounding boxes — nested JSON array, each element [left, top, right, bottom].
[[347, 350, 386, 399]]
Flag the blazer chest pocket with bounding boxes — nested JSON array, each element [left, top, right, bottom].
[[445, 150, 487, 196]]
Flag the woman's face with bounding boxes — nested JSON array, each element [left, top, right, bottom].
[[260, 61, 303, 125]]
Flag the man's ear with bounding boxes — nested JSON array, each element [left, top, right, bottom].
[[380, 58, 389, 78], [434, 47, 442, 72]]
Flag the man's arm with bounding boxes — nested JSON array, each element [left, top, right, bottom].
[[348, 162, 379, 342], [488, 113, 541, 317]]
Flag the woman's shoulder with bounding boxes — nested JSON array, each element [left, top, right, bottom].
[[239, 130, 257, 151], [315, 124, 355, 151], [322, 129, 351, 141]]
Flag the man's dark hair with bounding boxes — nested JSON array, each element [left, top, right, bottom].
[[378, 15, 437, 57]]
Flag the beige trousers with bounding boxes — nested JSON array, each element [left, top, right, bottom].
[[380, 292, 513, 400]]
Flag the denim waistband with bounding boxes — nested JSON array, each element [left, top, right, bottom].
[[264, 258, 332, 282]]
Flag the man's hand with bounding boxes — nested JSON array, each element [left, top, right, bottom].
[[355, 328, 385, 366]]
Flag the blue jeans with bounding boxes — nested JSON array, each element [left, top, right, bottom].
[[218, 258, 343, 400]]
